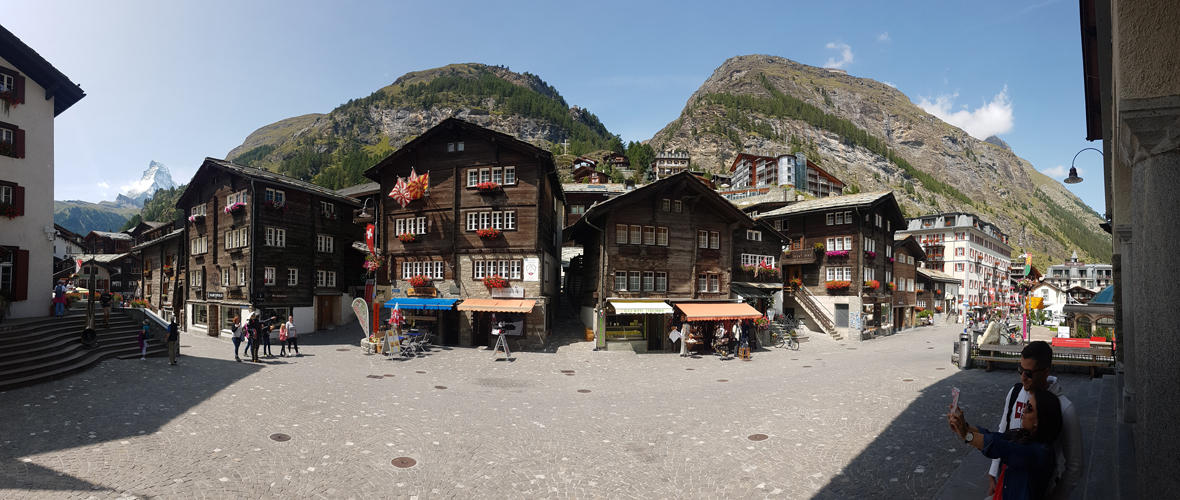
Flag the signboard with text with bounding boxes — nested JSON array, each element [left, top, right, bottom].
[[352, 298, 370, 337]]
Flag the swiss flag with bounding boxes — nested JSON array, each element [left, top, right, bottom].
[[75, 258, 83, 274], [365, 224, 376, 255]]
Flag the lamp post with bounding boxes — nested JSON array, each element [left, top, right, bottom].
[[1066, 148, 1101, 184]]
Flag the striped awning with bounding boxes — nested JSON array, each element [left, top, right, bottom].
[[456, 299, 536, 313], [674, 302, 763, 321], [608, 300, 673, 315], [382, 298, 458, 310]]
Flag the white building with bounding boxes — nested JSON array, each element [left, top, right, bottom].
[[1045, 250, 1112, 291], [898, 213, 1014, 314], [652, 151, 691, 180], [0, 25, 86, 318]]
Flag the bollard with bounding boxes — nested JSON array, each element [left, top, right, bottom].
[[958, 329, 972, 370]]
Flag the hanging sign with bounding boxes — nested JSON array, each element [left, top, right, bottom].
[[523, 257, 540, 282], [365, 224, 376, 255]]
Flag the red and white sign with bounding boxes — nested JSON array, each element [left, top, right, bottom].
[[365, 224, 376, 255]]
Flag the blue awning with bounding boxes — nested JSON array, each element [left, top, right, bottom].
[[383, 298, 458, 310]]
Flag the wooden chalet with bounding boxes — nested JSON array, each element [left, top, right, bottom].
[[891, 234, 927, 330], [363, 117, 564, 348], [131, 220, 187, 326], [565, 171, 766, 353], [83, 231, 132, 255], [571, 165, 610, 184], [730, 218, 789, 315], [79, 231, 141, 296], [562, 183, 629, 229], [759, 191, 905, 341], [174, 158, 363, 337]]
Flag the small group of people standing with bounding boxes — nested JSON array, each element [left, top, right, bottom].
[[137, 318, 180, 365], [229, 312, 299, 363]]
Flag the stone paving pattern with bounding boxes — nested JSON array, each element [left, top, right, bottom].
[[0, 318, 1091, 499]]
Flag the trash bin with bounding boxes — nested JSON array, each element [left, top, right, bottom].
[[958, 330, 972, 370]]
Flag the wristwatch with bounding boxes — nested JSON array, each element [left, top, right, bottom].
[[963, 431, 974, 443]]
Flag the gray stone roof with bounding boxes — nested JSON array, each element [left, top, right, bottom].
[[130, 229, 184, 252], [760, 192, 893, 218], [916, 267, 959, 283], [337, 182, 381, 198], [89, 231, 133, 241], [561, 183, 630, 194]]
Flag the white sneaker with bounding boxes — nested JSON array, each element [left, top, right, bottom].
[[140, 356, 146, 361]]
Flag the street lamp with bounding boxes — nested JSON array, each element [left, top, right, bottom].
[[1066, 148, 1102, 184]]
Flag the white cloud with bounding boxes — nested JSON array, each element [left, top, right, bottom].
[[823, 43, 854, 69], [878, 32, 891, 42], [97, 182, 109, 189], [883, 81, 896, 88], [917, 85, 1014, 139], [119, 178, 155, 195], [1041, 165, 1080, 178]]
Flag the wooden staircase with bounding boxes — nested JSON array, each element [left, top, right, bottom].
[[793, 287, 842, 340], [0, 310, 167, 391]]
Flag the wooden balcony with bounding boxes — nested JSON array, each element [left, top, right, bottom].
[[781, 248, 817, 265]]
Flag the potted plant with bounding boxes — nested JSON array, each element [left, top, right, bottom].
[[130, 299, 149, 309], [863, 279, 880, 290], [363, 254, 382, 273], [224, 202, 246, 214], [887, 257, 894, 263], [163, 264, 173, 275], [408, 275, 432, 288], [0, 86, 18, 116], [788, 277, 803, 290], [813, 242, 825, 252], [265, 200, 288, 212], [935, 306, 943, 313], [886, 282, 896, 291], [187, 214, 205, 223], [476, 228, 501, 239], [476, 181, 501, 191], [484, 275, 508, 289], [321, 210, 338, 220], [825, 280, 851, 291], [825, 250, 850, 258], [864, 250, 877, 259], [398, 232, 418, 243]]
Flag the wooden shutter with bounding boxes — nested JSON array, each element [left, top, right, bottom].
[[14, 128, 24, 158], [14, 249, 28, 301], [13, 184, 24, 215], [15, 74, 24, 104]]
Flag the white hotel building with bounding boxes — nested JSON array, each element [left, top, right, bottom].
[[898, 213, 1013, 313]]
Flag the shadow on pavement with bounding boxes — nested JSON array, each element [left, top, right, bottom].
[[0, 354, 261, 494]]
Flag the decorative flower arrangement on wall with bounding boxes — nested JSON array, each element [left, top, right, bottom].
[[788, 277, 803, 288], [476, 228, 501, 239], [0, 202, 18, 220], [397, 233, 418, 243], [484, 275, 508, 289], [187, 214, 205, 223], [825, 250, 850, 258], [825, 280, 851, 291], [1015, 278, 1036, 293], [0, 87, 18, 115], [363, 254, 382, 273], [814, 242, 825, 252], [321, 210, 338, 220], [864, 251, 877, 259], [408, 275, 432, 288], [476, 181, 501, 191], [265, 200, 288, 212], [224, 202, 246, 214], [0, 140, 16, 158], [863, 279, 880, 290], [886, 282, 896, 291]]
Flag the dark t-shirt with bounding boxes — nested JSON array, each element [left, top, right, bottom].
[[100, 293, 112, 307], [166, 323, 179, 342]]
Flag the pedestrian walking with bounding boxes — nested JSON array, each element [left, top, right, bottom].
[[230, 315, 243, 362], [248, 313, 262, 362], [284, 315, 299, 356], [100, 290, 113, 328], [166, 319, 179, 365], [138, 320, 150, 360], [53, 280, 67, 317], [262, 316, 275, 357]]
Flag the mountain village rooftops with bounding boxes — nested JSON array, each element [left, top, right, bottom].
[[130, 229, 184, 252], [916, 267, 960, 283], [336, 181, 381, 198], [759, 191, 896, 218], [74, 253, 131, 264], [561, 183, 630, 194], [187, 158, 362, 207], [87, 231, 133, 241]]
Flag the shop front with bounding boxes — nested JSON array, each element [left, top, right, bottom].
[[604, 299, 674, 352], [382, 297, 459, 345], [456, 299, 536, 348], [672, 301, 764, 357]]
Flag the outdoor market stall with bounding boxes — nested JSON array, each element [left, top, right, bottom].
[[604, 299, 674, 352], [672, 302, 764, 357], [378, 298, 459, 352], [456, 299, 536, 347]]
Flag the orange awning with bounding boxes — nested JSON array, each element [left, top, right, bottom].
[[675, 302, 763, 321], [456, 299, 536, 313]]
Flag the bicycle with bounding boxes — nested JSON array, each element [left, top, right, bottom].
[[771, 320, 801, 350]]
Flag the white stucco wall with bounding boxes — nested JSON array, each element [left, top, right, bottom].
[[0, 55, 57, 319]]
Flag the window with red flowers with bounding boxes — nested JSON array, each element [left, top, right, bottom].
[[0, 121, 25, 159], [0, 180, 24, 218]]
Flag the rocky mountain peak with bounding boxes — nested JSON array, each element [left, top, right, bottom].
[[122, 160, 178, 206]]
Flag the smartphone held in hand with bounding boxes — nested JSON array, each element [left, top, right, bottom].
[[950, 387, 961, 412]]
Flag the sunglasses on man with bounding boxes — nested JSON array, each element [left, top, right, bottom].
[[1020, 365, 1048, 378]]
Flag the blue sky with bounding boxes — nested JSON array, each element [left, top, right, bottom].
[[11, 0, 1105, 215]]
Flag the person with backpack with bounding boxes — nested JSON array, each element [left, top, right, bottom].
[[949, 388, 1063, 500], [166, 319, 179, 365], [53, 280, 67, 316], [100, 290, 113, 328], [261, 316, 275, 358], [230, 315, 244, 362], [248, 313, 262, 362], [985, 341, 1083, 500]]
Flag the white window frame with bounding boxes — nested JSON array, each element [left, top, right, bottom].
[[238, 267, 247, 286], [190, 204, 206, 217], [709, 274, 719, 292], [643, 226, 656, 245], [747, 230, 762, 241], [510, 260, 521, 279], [642, 271, 654, 291], [655, 272, 667, 292], [287, 268, 299, 286], [222, 268, 230, 286], [321, 201, 335, 214], [265, 188, 285, 204], [656, 227, 669, 246], [492, 212, 503, 230], [264, 267, 275, 286], [468, 213, 480, 231], [673, 200, 682, 213], [661, 199, 670, 211], [326, 270, 337, 287], [316, 270, 326, 287], [629, 271, 641, 291], [316, 235, 334, 253], [570, 205, 585, 214], [616, 224, 628, 244], [266, 228, 285, 247], [615, 271, 627, 291], [468, 169, 479, 187], [457, 141, 464, 151], [630, 225, 641, 245], [503, 166, 515, 185], [844, 211, 852, 224], [491, 167, 502, 185], [474, 260, 485, 280], [698, 230, 708, 248], [710, 231, 719, 249], [480, 168, 490, 184]]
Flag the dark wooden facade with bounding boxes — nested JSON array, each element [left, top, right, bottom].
[[891, 235, 926, 330], [364, 118, 564, 347], [562, 183, 627, 229], [83, 231, 132, 255], [174, 158, 362, 336], [132, 220, 186, 326], [758, 192, 906, 337]]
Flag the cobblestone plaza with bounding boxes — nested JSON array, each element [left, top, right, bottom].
[[0, 322, 1080, 499]]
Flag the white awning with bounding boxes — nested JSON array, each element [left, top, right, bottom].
[[608, 300, 673, 315]]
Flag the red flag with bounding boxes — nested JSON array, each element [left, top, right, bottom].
[[365, 223, 375, 255], [388, 177, 411, 208], [75, 258, 83, 274]]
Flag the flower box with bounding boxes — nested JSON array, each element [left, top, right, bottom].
[[825, 250, 850, 258], [863, 279, 880, 290], [825, 280, 851, 291], [476, 182, 501, 191], [484, 275, 508, 289], [224, 202, 246, 214], [187, 214, 205, 223], [916, 307, 926, 312], [398, 233, 418, 243], [321, 211, 338, 220], [814, 242, 825, 252], [887, 257, 894, 263], [788, 277, 803, 289], [363, 255, 381, 272], [864, 251, 877, 259], [935, 306, 944, 313], [265, 200, 288, 212], [476, 228, 501, 239], [886, 282, 896, 291], [407, 275, 432, 288], [0, 202, 18, 220], [0, 89, 18, 115], [0, 141, 16, 158]]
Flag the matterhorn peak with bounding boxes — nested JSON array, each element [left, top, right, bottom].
[[122, 160, 178, 207]]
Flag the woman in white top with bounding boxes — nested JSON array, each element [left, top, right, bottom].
[[230, 315, 243, 362], [284, 316, 299, 356]]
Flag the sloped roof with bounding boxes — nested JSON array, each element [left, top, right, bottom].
[[87, 231, 133, 241], [761, 191, 894, 217], [130, 229, 184, 252], [75, 253, 132, 264], [562, 183, 629, 194], [0, 25, 86, 116], [916, 267, 959, 283], [337, 182, 380, 198], [179, 158, 362, 207]]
